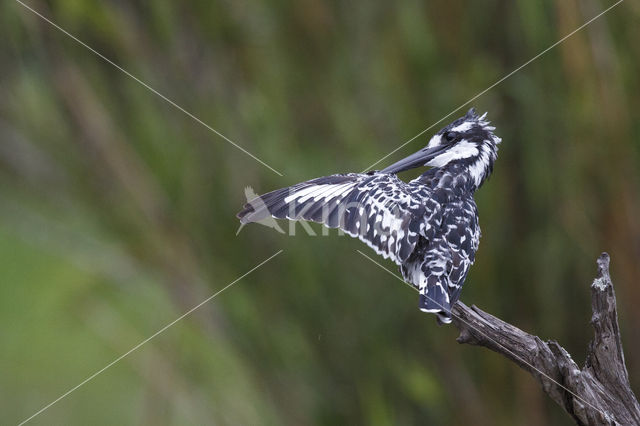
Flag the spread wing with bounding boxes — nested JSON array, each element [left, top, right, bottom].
[[237, 173, 441, 265]]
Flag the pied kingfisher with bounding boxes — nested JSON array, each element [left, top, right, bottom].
[[238, 108, 501, 323]]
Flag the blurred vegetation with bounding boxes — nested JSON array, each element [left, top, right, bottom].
[[1, 0, 640, 424]]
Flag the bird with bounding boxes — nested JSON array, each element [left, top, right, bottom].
[[237, 108, 501, 324]]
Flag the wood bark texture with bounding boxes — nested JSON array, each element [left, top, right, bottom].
[[451, 253, 640, 425]]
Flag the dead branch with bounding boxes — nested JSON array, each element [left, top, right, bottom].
[[451, 253, 640, 425]]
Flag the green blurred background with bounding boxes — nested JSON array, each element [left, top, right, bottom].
[[2, 0, 639, 424]]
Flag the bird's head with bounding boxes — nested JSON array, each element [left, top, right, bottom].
[[381, 108, 501, 187]]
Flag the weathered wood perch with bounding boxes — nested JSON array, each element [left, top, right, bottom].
[[451, 253, 640, 425]]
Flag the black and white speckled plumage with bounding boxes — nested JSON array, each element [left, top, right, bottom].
[[238, 108, 501, 323]]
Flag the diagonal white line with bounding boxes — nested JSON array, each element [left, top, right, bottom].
[[17, 250, 283, 426], [15, 0, 284, 177], [356, 249, 611, 420], [362, 0, 624, 173]]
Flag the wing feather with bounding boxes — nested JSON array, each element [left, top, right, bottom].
[[238, 173, 439, 265]]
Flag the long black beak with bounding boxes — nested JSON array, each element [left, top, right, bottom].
[[380, 144, 449, 174]]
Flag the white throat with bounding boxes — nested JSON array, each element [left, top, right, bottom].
[[468, 142, 497, 187]]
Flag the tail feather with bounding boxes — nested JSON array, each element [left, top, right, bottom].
[[419, 285, 452, 324]]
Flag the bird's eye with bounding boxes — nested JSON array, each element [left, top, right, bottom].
[[444, 132, 458, 143]]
